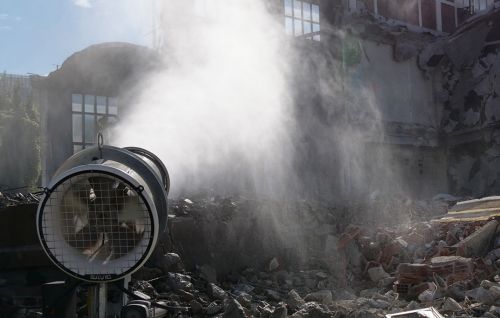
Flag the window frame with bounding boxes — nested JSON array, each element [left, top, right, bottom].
[[284, 0, 321, 41], [71, 94, 118, 153]]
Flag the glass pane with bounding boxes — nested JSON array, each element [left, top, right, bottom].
[[312, 4, 320, 22], [293, 0, 302, 18], [304, 21, 312, 34], [72, 94, 82, 112], [294, 19, 302, 35], [284, 0, 293, 16], [72, 114, 82, 143], [96, 96, 106, 114], [303, 2, 311, 20], [285, 17, 293, 35], [108, 97, 118, 115], [73, 145, 83, 154], [84, 95, 95, 113], [109, 106, 118, 115], [312, 23, 320, 33], [84, 114, 95, 144], [108, 97, 118, 107]]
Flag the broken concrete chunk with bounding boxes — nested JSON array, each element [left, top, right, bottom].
[[489, 306, 500, 315], [223, 298, 247, 318], [206, 301, 224, 316], [297, 302, 334, 318], [286, 290, 305, 310], [367, 266, 390, 282], [158, 252, 183, 273], [165, 272, 193, 291], [441, 297, 462, 312], [270, 304, 287, 318], [304, 290, 333, 305], [481, 280, 497, 289], [208, 283, 228, 300], [466, 287, 496, 305], [455, 220, 499, 257], [489, 286, 500, 299], [268, 257, 280, 272], [236, 293, 252, 309], [418, 287, 437, 303]]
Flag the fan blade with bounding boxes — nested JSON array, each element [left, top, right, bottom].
[[83, 232, 104, 258], [117, 189, 145, 235], [85, 233, 112, 263], [61, 187, 89, 234]]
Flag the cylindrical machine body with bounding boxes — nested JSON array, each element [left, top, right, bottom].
[[37, 146, 169, 283]]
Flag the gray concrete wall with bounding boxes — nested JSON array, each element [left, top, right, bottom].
[[347, 40, 438, 127]]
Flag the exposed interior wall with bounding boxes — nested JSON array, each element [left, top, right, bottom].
[[352, 40, 438, 127], [291, 37, 446, 201]]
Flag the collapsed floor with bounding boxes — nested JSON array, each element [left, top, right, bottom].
[[117, 195, 500, 318]]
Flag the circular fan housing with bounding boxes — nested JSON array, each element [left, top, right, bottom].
[[37, 146, 168, 282]]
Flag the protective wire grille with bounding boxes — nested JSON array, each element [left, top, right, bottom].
[[40, 172, 152, 278]]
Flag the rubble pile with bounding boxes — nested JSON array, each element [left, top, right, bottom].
[[126, 197, 500, 317], [164, 196, 448, 279], [0, 191, 39, 209]]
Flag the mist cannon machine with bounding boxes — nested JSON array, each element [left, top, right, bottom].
[[36, 144, 169, 316], [37, 145, 169, 282]]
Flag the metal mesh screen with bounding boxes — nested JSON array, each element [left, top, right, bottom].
[[40, 172, 152, 278]]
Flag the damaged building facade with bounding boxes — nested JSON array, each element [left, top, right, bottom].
[[292, 0, 500, 201], [33, 0, 500, 200]]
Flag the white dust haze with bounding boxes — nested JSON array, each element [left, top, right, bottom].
[[114, 0, 297, 199]]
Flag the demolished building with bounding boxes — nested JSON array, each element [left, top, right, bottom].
[[4, 0, 500, 316], [27, 0, 500, 202]]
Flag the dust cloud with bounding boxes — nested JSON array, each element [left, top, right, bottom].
[[114, 0, 297, 199]]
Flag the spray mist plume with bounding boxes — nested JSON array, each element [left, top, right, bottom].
[[114, 0, 297, 199]]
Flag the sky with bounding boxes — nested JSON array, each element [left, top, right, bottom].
[[0, 0, 153, 75]]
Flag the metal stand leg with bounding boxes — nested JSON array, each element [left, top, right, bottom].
[[123, 275, 131, 306], [98, 283, 107, 318], [89, 283, 108, 317]]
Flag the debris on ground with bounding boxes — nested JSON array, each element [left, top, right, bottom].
[[0, 191, 39, 209], [122, 196, 500, 317]]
